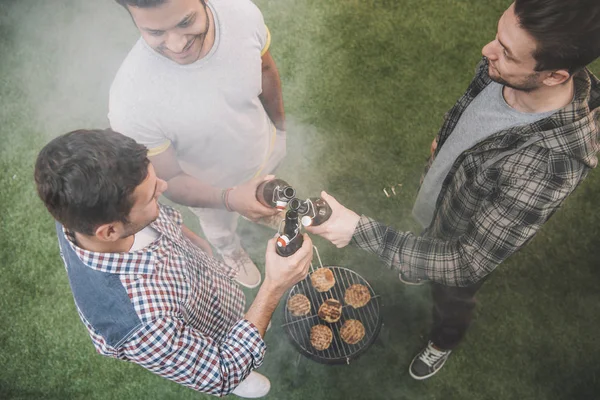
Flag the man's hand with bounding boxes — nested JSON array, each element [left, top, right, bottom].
[[430, 137, 438, 156], [227, 175, 280, 220], [305, 191, 361, 248], [263, 234, 313, 295], [244, 234, 312, 337]]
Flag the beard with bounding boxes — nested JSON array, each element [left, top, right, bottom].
[[488, 65, 542, 92], [119, 215, 158, 239]]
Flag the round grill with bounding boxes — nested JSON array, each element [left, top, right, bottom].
[[283, 265, 383, 365]]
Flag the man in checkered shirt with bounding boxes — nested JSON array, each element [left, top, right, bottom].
[[34, 129, 313, 398], [309, 0, 600, 381]]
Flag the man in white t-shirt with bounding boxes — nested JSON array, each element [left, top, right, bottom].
[[109, 0, 287, 289]]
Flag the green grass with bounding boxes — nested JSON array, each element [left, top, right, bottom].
[[1, 0, 599, 399]]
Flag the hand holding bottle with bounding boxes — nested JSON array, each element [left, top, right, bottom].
[[304, 191, 361, 248]]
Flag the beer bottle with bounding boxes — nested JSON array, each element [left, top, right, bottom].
[[289, 197, 332, 227], [276, 210, 304, 257], [256, 178, 296, 210]]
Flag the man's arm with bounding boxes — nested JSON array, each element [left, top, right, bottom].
[[120, 236, 313, 396], [259, 50, 285, 131], [150, 145, 223, 208], [150, 145, 279, 220], [350, 171, 579, 286], [121, 316, 266, 396], [309, 170, 580, 286], [244, 235, 313, 336]]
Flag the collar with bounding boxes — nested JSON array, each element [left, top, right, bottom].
[[60, 207, 180, 276], [470, 59, 600, 168]]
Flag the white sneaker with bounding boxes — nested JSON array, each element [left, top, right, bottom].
[[232, 371, 271, 398], [222, 248, 262, 289]]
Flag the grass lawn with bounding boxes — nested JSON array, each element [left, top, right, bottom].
[[1, 0, 599, 399]]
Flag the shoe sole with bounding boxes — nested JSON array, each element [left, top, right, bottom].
[[408, 351, 451, 380], [235, 275, 262, 289], [399, 273, 426, 286]]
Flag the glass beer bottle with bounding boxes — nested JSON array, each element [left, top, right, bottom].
[[289, 197, 332, 227], [256, 178, 296, 210], [276, 210, 304, 257]]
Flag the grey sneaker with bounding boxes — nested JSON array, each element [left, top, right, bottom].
[[409, 341, 452, 380], [399, 272, 427, 286], [222, 248, 262, 289]]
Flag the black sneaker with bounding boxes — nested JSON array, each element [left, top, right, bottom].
[[409, 341, 452, 380]]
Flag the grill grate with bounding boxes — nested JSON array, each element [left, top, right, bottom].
[[283, 264, 382, 365]]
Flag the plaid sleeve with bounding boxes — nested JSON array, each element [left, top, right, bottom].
[[120, 317, 266, 396], [352, 171, 582, 287]]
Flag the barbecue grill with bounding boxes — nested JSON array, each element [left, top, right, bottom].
[[282, 248, 383, 365]]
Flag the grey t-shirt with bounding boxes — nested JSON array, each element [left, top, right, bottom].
[[412, 81, 557, 228]]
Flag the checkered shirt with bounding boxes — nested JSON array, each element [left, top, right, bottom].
[[353, 58, 600, 287], [61, 204, 266, 396]]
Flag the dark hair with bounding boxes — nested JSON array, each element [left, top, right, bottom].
[[115, 0, 168, 8], [34, 129, 149, 236], [514, 0, 600, 73], [115, 0, 206, 9]]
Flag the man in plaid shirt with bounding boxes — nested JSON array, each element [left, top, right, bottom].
[[309, 0, 600, 380], [34, 129, 313, 398]]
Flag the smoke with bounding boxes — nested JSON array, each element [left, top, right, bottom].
[[2, 0, 430, 398], [6, 0, 137, 134]]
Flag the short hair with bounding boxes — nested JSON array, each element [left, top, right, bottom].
[[514, 0, 600, 73], [114, 0, 168, 8], [34, 129, 149, 236]]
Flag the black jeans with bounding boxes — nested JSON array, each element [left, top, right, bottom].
[[429, 278, 487, 350]]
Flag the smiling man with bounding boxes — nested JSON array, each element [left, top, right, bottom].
[[34, 129, 313, 398], [109, 0, 287, 290], [307, 0, 600, 380]]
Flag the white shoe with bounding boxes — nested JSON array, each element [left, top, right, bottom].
[[222, 248, 262, 289], [232, 371, 271, 398]]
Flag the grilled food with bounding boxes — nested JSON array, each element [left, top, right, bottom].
[[344, 284, 371, 308], [310, 324, 333, 350], [287, 294, 311, 317], [340, 319, 365, 344], [318, 298, 343, 323], [310, 268, 335, 292]]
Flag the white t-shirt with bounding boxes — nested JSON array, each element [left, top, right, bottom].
[[130, 226, 160, 252], [109, 0, 274, 188]]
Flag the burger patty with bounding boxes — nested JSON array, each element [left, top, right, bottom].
[[344, 284, 371, 308], [287, 294, 311, 317], [318, 298, 343, 323], [310, 268, 335, 292], [340, 319, 365, 344], [310, 324, 333, 351]]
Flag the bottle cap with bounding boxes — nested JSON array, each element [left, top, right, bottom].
[[301, 216, 313, 227], [276, 235, 290, 248], [275, 200, 287, 210]]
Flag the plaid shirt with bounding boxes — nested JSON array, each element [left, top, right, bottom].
[[353, 58, 600, 287], [58, 204, 265, 397]]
